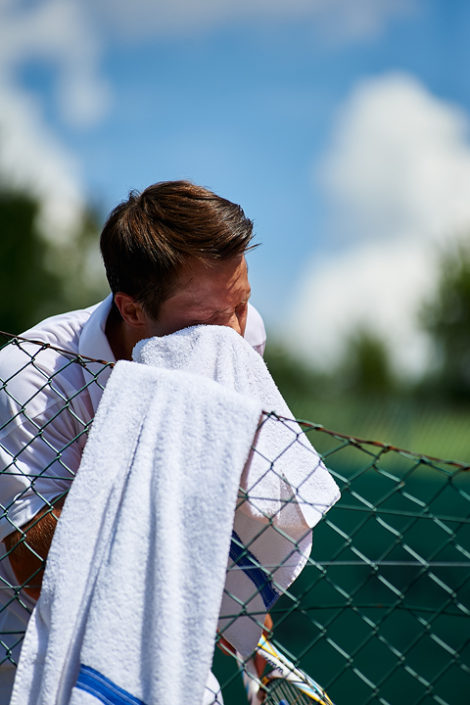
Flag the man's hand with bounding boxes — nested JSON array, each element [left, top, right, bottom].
[[3, 496, 65, 600]]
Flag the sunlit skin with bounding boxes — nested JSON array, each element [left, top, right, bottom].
[[149, 254, 251, 337], [108, 255, 252, 359]]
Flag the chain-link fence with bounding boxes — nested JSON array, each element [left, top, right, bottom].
[[0, 333, 469, 704]]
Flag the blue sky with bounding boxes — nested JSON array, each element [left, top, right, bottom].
[[2, 0, 470, 375]]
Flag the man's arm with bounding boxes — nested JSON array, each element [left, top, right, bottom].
[[3, 495, 66, 601]]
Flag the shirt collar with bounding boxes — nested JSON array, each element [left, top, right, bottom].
[[78, 294, 115, 412], [78, 293, 116, 364]]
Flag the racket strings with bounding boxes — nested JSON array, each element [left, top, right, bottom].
[[264, 678, 312, 705]]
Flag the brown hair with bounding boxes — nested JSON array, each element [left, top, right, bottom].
[[100, 180, 255, 318]]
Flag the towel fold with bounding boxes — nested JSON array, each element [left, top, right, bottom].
[[11, 361, 262, 705], [134, 325, 340, 655], [134, 326, 340, 526]]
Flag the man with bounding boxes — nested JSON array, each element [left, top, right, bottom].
[[0, 180, 266, 699]]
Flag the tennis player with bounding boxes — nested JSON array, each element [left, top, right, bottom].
[[0, 180, 266, 702]]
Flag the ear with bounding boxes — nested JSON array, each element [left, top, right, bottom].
[[113, 292, 148, 329]]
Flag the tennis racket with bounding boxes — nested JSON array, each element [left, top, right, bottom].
[[243, 635, 335, 705]]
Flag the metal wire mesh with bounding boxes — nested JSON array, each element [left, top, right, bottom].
[[0, 332, 468, 705]]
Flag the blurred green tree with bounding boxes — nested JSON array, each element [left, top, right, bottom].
[[0, 190, 62, 332], [0, 188, 107, 334], [264, 342, 328, 402], [340, 328, 396, 395], [421, 240, 470, 400], [266, 327, 397, 410]]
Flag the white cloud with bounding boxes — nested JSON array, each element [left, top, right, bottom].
[[0, 80, 85, 240], [90, 0, 416, 42], [0, 0, 416, 245], [320, 74, 470, 243], [0, 0, 112, 237], [0, 0, 417, 137], [0, 0, 110, 127], [289, 240, 438, 378], [287, 73, 470, 377], [0, 0, 416, 157]]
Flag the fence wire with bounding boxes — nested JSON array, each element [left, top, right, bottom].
[[0, 332, 468, 705]]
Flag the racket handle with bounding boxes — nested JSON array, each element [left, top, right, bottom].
[[241, 655, 262, 705]]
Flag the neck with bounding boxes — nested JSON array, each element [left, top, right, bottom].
[[105, 306, 136, 361]]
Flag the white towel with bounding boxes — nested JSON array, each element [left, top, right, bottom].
[[11, 360, 262, 705], [134, 326, 340, 655]]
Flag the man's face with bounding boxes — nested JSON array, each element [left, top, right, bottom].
[[144, 255, 252, 338]]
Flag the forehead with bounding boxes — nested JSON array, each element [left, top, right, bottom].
[[169, 256, 250, 307]]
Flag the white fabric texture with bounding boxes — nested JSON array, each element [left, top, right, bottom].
[[0, 297, 264, 541], [0, 300, 108, 544], [0, 296, 265, 674], [0, 298, 111, 675], [134, 325, 340, 656], [11, 360, 262, 705]]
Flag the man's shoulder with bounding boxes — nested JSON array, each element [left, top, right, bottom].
[[18, 303, 100, 352], [0, 303, 100, 395]]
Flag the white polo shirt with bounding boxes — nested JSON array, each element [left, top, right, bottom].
[[0, 295, 266, 667]]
